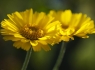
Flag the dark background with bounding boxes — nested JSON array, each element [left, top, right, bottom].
[[0, 0, 95, 70]]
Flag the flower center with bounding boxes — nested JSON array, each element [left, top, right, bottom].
[[20, 25, 44, 40]]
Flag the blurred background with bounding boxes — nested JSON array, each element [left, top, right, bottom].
[[0, 0, 95, 70]]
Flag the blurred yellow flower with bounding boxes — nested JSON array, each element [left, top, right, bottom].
[[49, 10, 95, 41], [1, 9, 61, 51]]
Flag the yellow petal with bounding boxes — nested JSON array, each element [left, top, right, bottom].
[[28, 9, 33, 26], [3, 35, 20, 41], [39, 40, 47, 45], [2, 20, 18, 32], [39, 36, 48, 40], [61, 10, 72, 25], [70, 13, 82, 27], [13, 41, 31, 51], [14, 34, 24, 38], [14, 12, 23, 19], [41, 44, 51, 51], [35, 12, 45, 25], [21, 39, 29, 42], [32, 45, 41, 51], [21, 42, 31, 51], [75, 22, 92, 34], [30, 41, 38, 46]]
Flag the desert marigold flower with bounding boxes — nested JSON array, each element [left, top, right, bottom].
[[48, 10, 95, 41], [1, 9, 61, 51]]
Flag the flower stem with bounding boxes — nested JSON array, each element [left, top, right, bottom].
[[21, 48, 32, 70], [53, 42, 66, 70]]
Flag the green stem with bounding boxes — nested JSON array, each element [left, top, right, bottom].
[[21, 48, 32, 70], [53, 42, 66, 70]]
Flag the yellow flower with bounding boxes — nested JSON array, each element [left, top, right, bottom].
[[1, 9, 61, 51], [48, 10, 95, 41]]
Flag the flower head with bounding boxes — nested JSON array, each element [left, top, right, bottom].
[[1, 9, 61, 51], [48, 10, 95, 41]]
